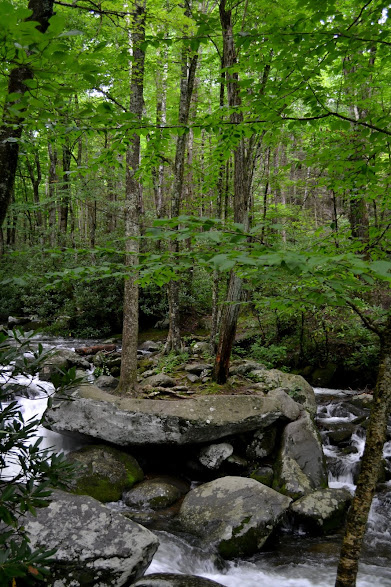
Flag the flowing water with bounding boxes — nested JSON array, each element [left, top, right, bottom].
[[3, 339, 391, 587]]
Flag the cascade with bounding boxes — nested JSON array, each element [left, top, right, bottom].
[[2, 338, 391, 587]]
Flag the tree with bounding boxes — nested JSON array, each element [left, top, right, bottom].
[[0, 0, 54, 228], [117, 0, 147, 393]]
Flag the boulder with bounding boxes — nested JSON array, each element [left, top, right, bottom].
[[198, 442, 234, 469], [94, 375, 119, 391], [178, 476, 291, 558], [24, 490, 159, 587], [142, 373, 177, 388], [39, 349, 90, 381], [185, 363, 212, 376], [44, 385, 300, 446], [248, 369, 317, 416], [123, 479, 182, 510], [132, 575, 225, 587], [66, 445, 144, 502], [140, 341, 162, 352], [274, 412, 328, 499], [250, 466, 274, 487], [229, 360, 266, 376], [246, 427, 277, 460], [290, 488, 352, 534]]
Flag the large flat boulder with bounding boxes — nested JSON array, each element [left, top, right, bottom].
[[24, 490, 159, 586], [43, 384, 300, 446], [178, 476, 291, 558]]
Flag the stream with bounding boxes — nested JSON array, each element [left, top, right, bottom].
[[3, 336, 391, 587]]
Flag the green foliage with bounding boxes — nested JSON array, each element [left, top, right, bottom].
[[157, 351, 189, 374], [0, 330, 76, 583], [248, 342, 289, 370]]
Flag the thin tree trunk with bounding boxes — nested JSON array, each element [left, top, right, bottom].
[[59, 140, 72, 238], [47, 141, 58, 247], [165, 36, 198, 353], [117, 0, 146, 393], [0, 0, 54, 228], [213, 0, 251, 383], [335, 314, 391, 587]]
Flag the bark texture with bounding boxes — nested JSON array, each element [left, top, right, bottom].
[[118, 1, 146, 393], [335, 314, 391, 587], [213, 0, 251, 384], [0, 0, 54, 228]]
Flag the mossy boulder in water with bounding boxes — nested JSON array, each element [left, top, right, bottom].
[[289, 488, 352, 534], [178, 476, 291, 558], [67, 445, 144, 502], [123, 478, 182, 510]]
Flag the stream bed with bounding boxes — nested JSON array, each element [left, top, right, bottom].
[[3, 336, 391, 587]]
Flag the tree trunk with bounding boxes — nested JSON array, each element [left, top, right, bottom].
[[59, 140, 72, 238], [164, 36, 198, 353], [47, 141, 58, 247], [335, 314, 391, 587], [0, 0, 54, 228], [213, 0, 251, 384], [117, 0, 146, 394]]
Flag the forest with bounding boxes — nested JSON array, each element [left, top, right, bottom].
[[0, 0, 391, 586]]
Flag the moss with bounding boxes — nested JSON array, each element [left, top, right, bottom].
[[218, 523, 264, 559]]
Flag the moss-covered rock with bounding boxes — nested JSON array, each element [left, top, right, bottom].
[[178, 476, 291, 558], [123, 478, 182, 510], [67, 445, 144, 502], [289, 488, 352, 534]]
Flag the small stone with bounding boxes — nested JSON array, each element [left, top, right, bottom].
[[187, 373, 200, 383], [198, 443, 234, 469], [142, 373, 176, 388]]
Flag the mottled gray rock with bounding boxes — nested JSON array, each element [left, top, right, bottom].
[[246, 427, 277, 460], [39, 349, 90, 381], [133, 575, 224, 587], [66, 445, 143, 502], [290, 488, 352, 534], [274, 412, 328, 499], [192, 342, 210, 354], [94, 375, 119, 391], [123, 479, 182, 510], [24, 490, 159, 587], [229, 360, 266, 376], [44, 385, 299, 446], [187, 373, 200, 383], [248, 369, 316, 416], [178, 476, 291, 558], [142, 373, 177, 388], [250, 466, 274, 487], [185, 363, 212, 375], [198, 443, 234, 469], [140, 340, 162, 352]]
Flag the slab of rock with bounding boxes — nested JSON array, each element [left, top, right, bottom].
[[198, 442, 234, 469], [290, 488, 352, 534], [178, 476, 291, 558], [142, 373, 177, 388], [274, 412, 328, 499], [66, 445, 143, 502], [24, 490, 159, 586], [43, 385, 299, 446], [133, 575, 225, 587]]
